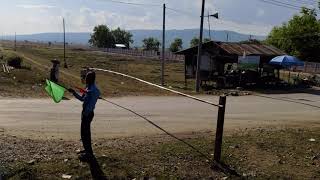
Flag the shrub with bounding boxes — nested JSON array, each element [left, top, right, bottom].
[[4, 52, 23, 68]]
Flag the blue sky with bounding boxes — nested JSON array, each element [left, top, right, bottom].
[[0, 0, 316, 35]]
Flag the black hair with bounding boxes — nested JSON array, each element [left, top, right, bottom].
[[86, 71, 96, 85]]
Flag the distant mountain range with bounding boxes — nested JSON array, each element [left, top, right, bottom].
[[5, 29, 266, 48]]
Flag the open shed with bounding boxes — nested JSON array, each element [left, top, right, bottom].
[[176, 41, 285, 88]]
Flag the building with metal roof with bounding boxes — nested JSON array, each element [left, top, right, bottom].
[[176, 41, 285, 88]]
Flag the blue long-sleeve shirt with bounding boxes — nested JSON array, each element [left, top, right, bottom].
[[73, 84, 100, 116]]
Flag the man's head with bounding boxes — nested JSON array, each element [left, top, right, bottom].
[[85, 71, 96, 85]]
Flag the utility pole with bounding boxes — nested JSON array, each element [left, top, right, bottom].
[[226, 32, 229, 42], [208, 11, 211, 40], [14, 32, 16, 51], [196, 0, 206, 92], [63, 18, 68, 68], [161, 3, 166, 86]]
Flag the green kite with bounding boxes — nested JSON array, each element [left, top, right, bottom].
[[45, 79, 66, 103]]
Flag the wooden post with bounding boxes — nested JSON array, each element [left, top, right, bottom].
[[304, 62, 307, 72], [184, 57, 187, 88], [162, 3, 165, 87], [196, 0, 206, 92], [214, 96, 227, 162]]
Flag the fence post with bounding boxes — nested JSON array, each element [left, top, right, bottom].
[[304, 62, 307, 72], [214, 96, 227, 162]]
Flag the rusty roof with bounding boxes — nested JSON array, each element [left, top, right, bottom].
[[176, 41, 285, 56], [217, 42, 285, 56]]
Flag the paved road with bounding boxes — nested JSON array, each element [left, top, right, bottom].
[[0, 94, 319, 140]]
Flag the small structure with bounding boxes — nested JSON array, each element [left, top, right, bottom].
[[115, 44, 127, 49], [176, 41, 285, 88]]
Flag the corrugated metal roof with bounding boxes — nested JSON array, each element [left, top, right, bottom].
[[218, 42, 285, 56]]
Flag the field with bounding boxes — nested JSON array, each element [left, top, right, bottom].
[[1, 41, 194, 98]]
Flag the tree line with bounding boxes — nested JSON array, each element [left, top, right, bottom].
[[89, 25, 211, 52]]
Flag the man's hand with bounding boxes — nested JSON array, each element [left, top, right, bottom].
[[68, 88, 75, 93]]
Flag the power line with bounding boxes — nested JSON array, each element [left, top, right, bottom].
[[258, 0, 320, 11], [166, 7, 194, 16], [258, 0, 302, 10], [290, 0, 318, 6], [100, 0, 161, 7], [268, 0, 315, 8]]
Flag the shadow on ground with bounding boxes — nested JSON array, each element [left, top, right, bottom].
[[253, 86, 320, 96], [88, 155, 107, 180]]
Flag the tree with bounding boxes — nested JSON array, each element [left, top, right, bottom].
[[190, 37, 211, 47], [240, 39, 262, 44], [266, 7, 320, 62], [111, 27, 133, 48], [169, 38, 183, 52], [89, 25, 115, 48], [142, 37, 160, 51]]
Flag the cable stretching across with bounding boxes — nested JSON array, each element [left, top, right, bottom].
[[90, 68, 222, 108], [99, 97, 212, 161]]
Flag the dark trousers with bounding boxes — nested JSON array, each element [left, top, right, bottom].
[[81, 111, 94, 155]]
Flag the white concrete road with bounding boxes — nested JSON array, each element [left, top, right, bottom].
[[0, 93, 319, 140]]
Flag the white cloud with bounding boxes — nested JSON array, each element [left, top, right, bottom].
[[1, 0, 292, 35], [16, 4, 56, 10], [63, 6, 158, 32], [257, 8, 265, 17]]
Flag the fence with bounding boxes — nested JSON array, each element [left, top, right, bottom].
[[296, 61, 320, 74], [102, 48, 185, 62]]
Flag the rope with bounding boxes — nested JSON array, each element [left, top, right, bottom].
[[90, 68, 222, 108], [99, 97, 212, 161]]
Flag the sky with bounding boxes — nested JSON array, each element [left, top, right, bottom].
[[0, 0, 317, 36]]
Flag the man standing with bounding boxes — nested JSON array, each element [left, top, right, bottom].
[[68, 71, 100, 161], [50, 59, 60, 83]]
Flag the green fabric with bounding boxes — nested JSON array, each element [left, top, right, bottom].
[[45, 79, 65, 103]]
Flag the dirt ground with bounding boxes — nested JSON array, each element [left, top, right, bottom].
[[1, 126, 319, 179], [0, 93, 319, 140]]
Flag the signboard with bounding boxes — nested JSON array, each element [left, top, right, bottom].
[[238, 56, 260, 64]]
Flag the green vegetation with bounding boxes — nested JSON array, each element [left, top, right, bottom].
[[142, 37, 160, 51], [0, 49, 47, 97], [169, 38, 183, 52], [190, 37, 211, 47], [89, 25, 133, 48], [112, 27, 134, 48], [266, 7, 320, 62], [0, 51, 23, 68]]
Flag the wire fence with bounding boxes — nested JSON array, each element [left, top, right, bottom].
[[100, 48, 185, 62], [296, 61, 320, 74]]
